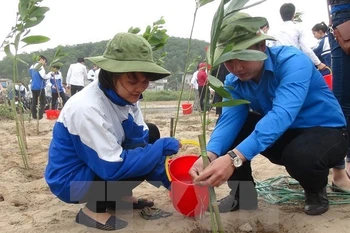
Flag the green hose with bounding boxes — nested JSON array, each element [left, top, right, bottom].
[[256, 175, 350, 205]]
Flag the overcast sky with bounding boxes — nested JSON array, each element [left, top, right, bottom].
[[0, 0, 329, 60]]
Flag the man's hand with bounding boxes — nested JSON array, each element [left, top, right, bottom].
[[190, 154, 235, 187]]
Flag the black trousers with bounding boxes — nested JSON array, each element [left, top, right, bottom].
[[70, 85, 84, 96], [80, 123, 160, 213], [51, 92, 67, 110], [198, 85, 208, 111], [228, 112, 349, 198], [31, 89, 46, 119]]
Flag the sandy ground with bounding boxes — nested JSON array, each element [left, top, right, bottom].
[[0, 100, 350, 233]]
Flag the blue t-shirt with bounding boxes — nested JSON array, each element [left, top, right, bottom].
[[207, 46, 346, 160]]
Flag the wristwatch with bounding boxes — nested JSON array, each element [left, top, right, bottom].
[[227, 150, 243, 168]]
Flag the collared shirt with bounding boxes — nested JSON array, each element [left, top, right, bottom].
[[270, 21, 321, 66], [207, 46, 346, 160], [66, 62, 88, 87]]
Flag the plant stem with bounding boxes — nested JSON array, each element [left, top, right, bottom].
[[198, 134, 224, 233], [173, 6, 198, 137]]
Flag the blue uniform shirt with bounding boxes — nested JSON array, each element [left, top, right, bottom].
[[207, 46, 346, 160]]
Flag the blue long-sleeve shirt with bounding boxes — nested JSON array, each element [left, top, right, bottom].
[[207, 46, 346, 160]]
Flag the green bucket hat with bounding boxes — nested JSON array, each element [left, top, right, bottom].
[[86, 33, 170, 81], [213, 12, 275, 65]]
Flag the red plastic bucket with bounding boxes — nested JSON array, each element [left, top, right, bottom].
[[169, 155, 209, 217], [45, 110, 60, 120], [323, 74, 333, 90], [181, 103, 193, 115]]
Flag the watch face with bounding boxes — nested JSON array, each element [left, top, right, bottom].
[[233, 157, 243, 167]]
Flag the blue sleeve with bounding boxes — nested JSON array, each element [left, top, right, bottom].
[[236, 53, 313, 160], [72, 134, 179, 181], [207, 75, 249, 156]]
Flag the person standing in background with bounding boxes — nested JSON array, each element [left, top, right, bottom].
[[29, 55, 48, 119], [197, 62, 208, 112], [87, 65, 100, 83], [47, 65, 67, 110], [312, 22, 331, 76], [271, 3, 327, 71], [328, 0, 350, 190], [66, 58, 88, 95], [190, 65, 200, 111]]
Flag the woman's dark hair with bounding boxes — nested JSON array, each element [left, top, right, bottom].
[[312, 22, 328, 33], [98, 69, 121, 89], [280, 3, 296, 21]]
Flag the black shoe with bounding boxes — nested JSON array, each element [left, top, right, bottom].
[[75, 209, 128, 231], [304, 187, 329, 215], [217, 194, 258, 213]]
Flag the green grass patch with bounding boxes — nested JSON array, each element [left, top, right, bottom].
[[143, 90, 195, 101]]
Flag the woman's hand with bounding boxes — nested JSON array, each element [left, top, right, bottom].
[[191, 154, 235, 187]]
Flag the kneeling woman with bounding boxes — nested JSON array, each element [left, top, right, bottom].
[[45, 33, 180, 231]]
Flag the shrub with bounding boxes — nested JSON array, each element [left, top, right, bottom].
[[0, 104, 14, 120]]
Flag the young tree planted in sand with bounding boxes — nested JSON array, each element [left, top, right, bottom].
[[1, 0, 50, 169]]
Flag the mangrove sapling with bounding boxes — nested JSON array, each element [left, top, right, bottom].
[[1, 0, 50, 169]]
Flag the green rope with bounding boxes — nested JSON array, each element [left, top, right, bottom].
[[256, 175, 350, 205]]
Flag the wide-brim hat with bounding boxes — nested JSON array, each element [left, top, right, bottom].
[[213, 12, 276, 65], [86, 33, 170, 81]]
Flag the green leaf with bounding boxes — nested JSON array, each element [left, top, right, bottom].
[[4, 45, 15, 60], [208, 75, 233, 99], [21, 35, 50, 46], [209, 0, 226, 65], [153, 17, 165, 26], [224, 0, 249, 16], [28, 6, 49, 18], [225, 0, 266, 17], [211, 99, 250, 107], [24, 15, 45, 29], [198, 0, 215, 8], [128, 27, 141, 34], [18, 0, 29, 21]]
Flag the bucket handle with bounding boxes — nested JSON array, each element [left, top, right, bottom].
[[181, 104, 193, 111], [165, 139, 200, 182], [325, 66, 332, 75]]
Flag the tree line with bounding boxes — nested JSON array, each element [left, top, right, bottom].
[[0, 37, 209, 90]]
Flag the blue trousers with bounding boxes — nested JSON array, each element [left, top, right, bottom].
[[329, 8, 350, 168]]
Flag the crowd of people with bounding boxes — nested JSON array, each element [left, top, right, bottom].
[[16, 55, 100, 119]]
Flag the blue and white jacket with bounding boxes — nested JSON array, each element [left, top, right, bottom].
[[46, 71, 64, 93], [45, 81, 179, 203], [313, 35, 331, 76], [30, 63, 48, 91]]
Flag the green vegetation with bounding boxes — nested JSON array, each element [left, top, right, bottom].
[[142, 90, 195, 102], [0, 104, 14, 120], [0, 37, 209, 90]]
